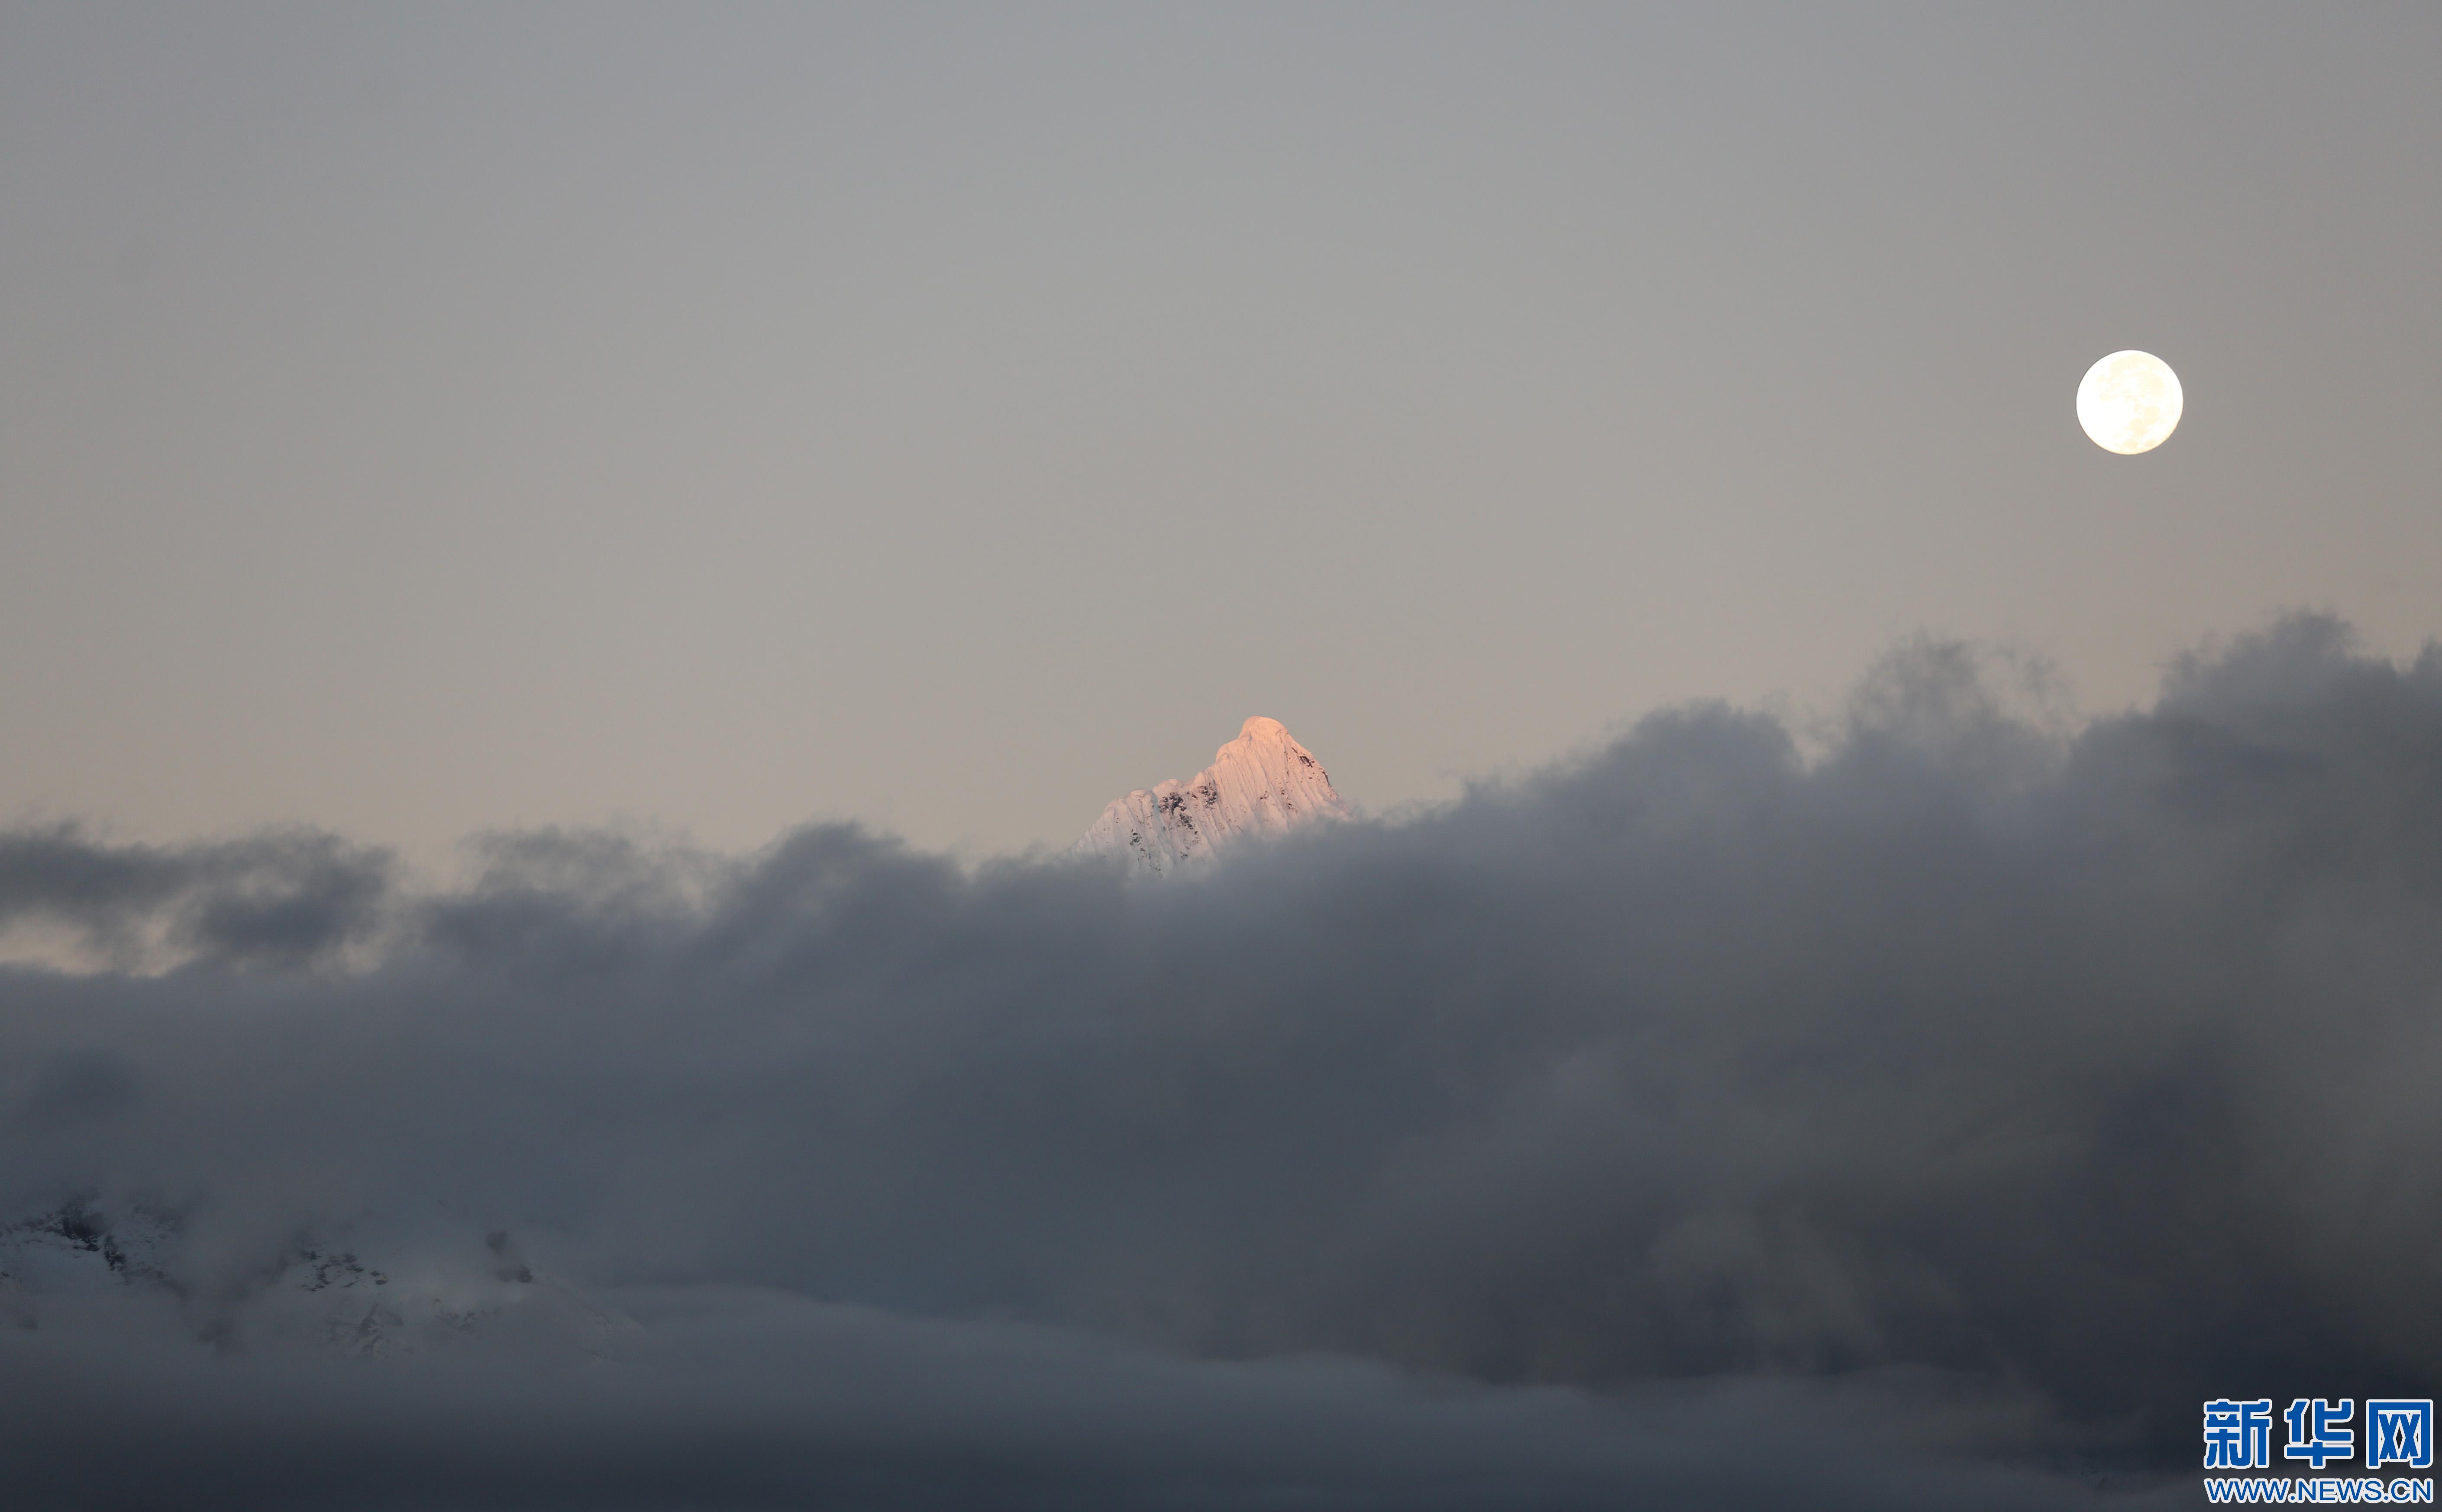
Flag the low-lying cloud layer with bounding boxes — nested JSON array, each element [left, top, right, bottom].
[[4, 615, 2437, 1509]]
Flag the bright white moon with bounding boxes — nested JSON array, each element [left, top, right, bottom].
[[2076, 350, 2183, 454]]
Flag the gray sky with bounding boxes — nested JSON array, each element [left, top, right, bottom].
[[2, 2, 2435, 863]]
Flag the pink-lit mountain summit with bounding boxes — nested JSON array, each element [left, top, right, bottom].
[[1074, 717, 1348, 877]]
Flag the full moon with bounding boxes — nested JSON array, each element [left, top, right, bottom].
[[2076, 350, 2183, 454]]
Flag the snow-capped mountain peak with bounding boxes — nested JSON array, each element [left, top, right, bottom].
[[1073, 717, 1347, 877]]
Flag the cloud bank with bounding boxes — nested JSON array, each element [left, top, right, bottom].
[[3, 615, 2438, 1508]]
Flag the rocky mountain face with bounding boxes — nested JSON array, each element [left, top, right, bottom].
[[0, 1199, 632, 1359], [1073, 717, 1348, 878]]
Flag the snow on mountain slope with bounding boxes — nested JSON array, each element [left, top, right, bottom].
[[1073, 717, 1348, 878], [0, 1201, 634, 1359]]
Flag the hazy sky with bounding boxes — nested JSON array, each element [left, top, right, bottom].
[[3, 3, 2436, 863]]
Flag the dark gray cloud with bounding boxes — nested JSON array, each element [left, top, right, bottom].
[[3, 614, 2437, 1508], [0, 824, 394, 969]]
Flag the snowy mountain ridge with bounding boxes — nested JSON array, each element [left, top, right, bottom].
[[0, 1199, 633, 1359], [1073, 717, 1348, 878]]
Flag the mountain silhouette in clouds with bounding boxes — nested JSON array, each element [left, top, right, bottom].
[[1073, 717, 1348, 878]]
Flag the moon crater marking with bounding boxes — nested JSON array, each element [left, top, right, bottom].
[[2076, 350, 2182, 454]]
